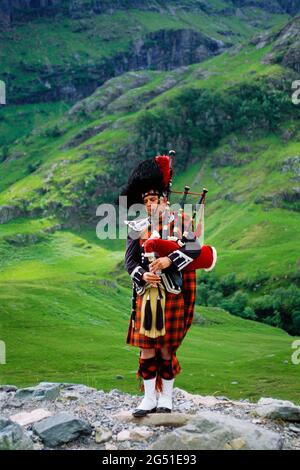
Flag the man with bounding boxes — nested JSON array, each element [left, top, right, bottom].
[[122, 157, 200, 417]]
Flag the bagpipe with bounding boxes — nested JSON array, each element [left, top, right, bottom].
[[143, 150, 217, 272]]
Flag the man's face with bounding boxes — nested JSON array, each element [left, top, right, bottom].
[[143, 193, 166, 215]]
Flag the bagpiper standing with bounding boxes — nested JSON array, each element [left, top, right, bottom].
[[121, 155, 201, 417]]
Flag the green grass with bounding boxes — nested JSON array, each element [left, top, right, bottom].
[[0, 2, 289, 104], [1, 10, 300, 402], [0, 224, 299, 402]]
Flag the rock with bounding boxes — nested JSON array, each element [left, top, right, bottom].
[[105, 442, 118, 450], [62, 392, 80, 401], [262, 17, 300, 72], [116, 430, 131, 441], [255, 187, 300, 211], [95, 428, 112, 444], [9, 409, 52, 426], [0, 205, 24, 224], [174, 388, 251, 408], [15, 382, 61, 401], [0, 385, 17, 393], [32, 412, 92, 447], [129, 426, 154, 441], [289, 425, 300, 434], [255, 398, 300, 422], [112, 410, 191, 427], [114, 426, 153, 442], [151, 411, 283, 450], [281, 156, 300, 176], [0, 417, 33, 450], [224, 437, 247, 450]]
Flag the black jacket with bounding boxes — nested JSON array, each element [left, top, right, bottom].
[[125, 226, 201, 288]]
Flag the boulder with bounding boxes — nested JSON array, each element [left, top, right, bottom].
[[15, 382, 60, 401], [255, 398, 300, 422], [112, 410, 191, 427], [0, 417, 33, 450], [0, 385, 17, 393], [33, 412, 91, 447], [9, 409, 52, 426], [151, 410, 283, 450]]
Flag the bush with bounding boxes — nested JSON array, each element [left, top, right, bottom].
[[252, 285, 300, 335], [44, 125, 62, 138], [27, 161, 41, 174], [135, 80, 299, 165], [196, 269, 300, 335]]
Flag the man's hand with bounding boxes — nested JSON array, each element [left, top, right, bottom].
[[142, 272, 161, 288], [149, 256, 172, 273]]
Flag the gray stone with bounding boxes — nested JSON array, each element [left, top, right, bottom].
[[0, 385, 17, 392], [95, 428, 112, 444], [0, 417, 33, 450], [256, 398, 300, 422], [112, 410, 191, 427], [289, 424, 300, 434], [10, 409, 52, 426], [15, 382, 61, 401], [33, 412, 92, 447], [61, 383, 97, 394], [151, 411, 283, 450]]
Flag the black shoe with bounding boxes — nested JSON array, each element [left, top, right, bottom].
[[132, 407, 157, 418], [156, 407, 171, 413]]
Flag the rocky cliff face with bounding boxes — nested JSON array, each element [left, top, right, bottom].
[[230, 0, 300, 14], [259, 16, 300, 73], [7, 28, 227, 104], [2, 0, 299, 104], [1, 0, 300, 26]]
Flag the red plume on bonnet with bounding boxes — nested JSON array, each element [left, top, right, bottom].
[[155, 155, 171, 188]]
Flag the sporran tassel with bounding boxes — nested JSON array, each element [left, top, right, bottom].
[[143, 293, 152, 330], [156, 285, 164, 330]]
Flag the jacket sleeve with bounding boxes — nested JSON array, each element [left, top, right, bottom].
[[125, 232, 146, 287], [167, 214, 201, 271]]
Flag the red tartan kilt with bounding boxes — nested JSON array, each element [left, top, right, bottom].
[[126, 270, 196, 349]]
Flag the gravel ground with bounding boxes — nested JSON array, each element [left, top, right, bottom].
[[1, 384, 300, 450]]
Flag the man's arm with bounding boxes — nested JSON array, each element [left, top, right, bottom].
[[125, 233, 146, 287]]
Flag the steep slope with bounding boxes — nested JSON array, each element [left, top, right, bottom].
[[0, 0, 291, 104], [0, 20, 299, 324], [1, 18, 300, 228], [1, 12, 300, 394]]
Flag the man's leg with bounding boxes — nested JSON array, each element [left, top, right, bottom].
[[133, 348, 157, 418], [157, 346, 175, 413], [141, 348, 156, 359]]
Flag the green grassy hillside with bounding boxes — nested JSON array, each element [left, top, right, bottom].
[[1, 12, 300, 398], [0, 219, 299, 402], [0, 0, 290, 103], [1, 22, 299, 283]]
